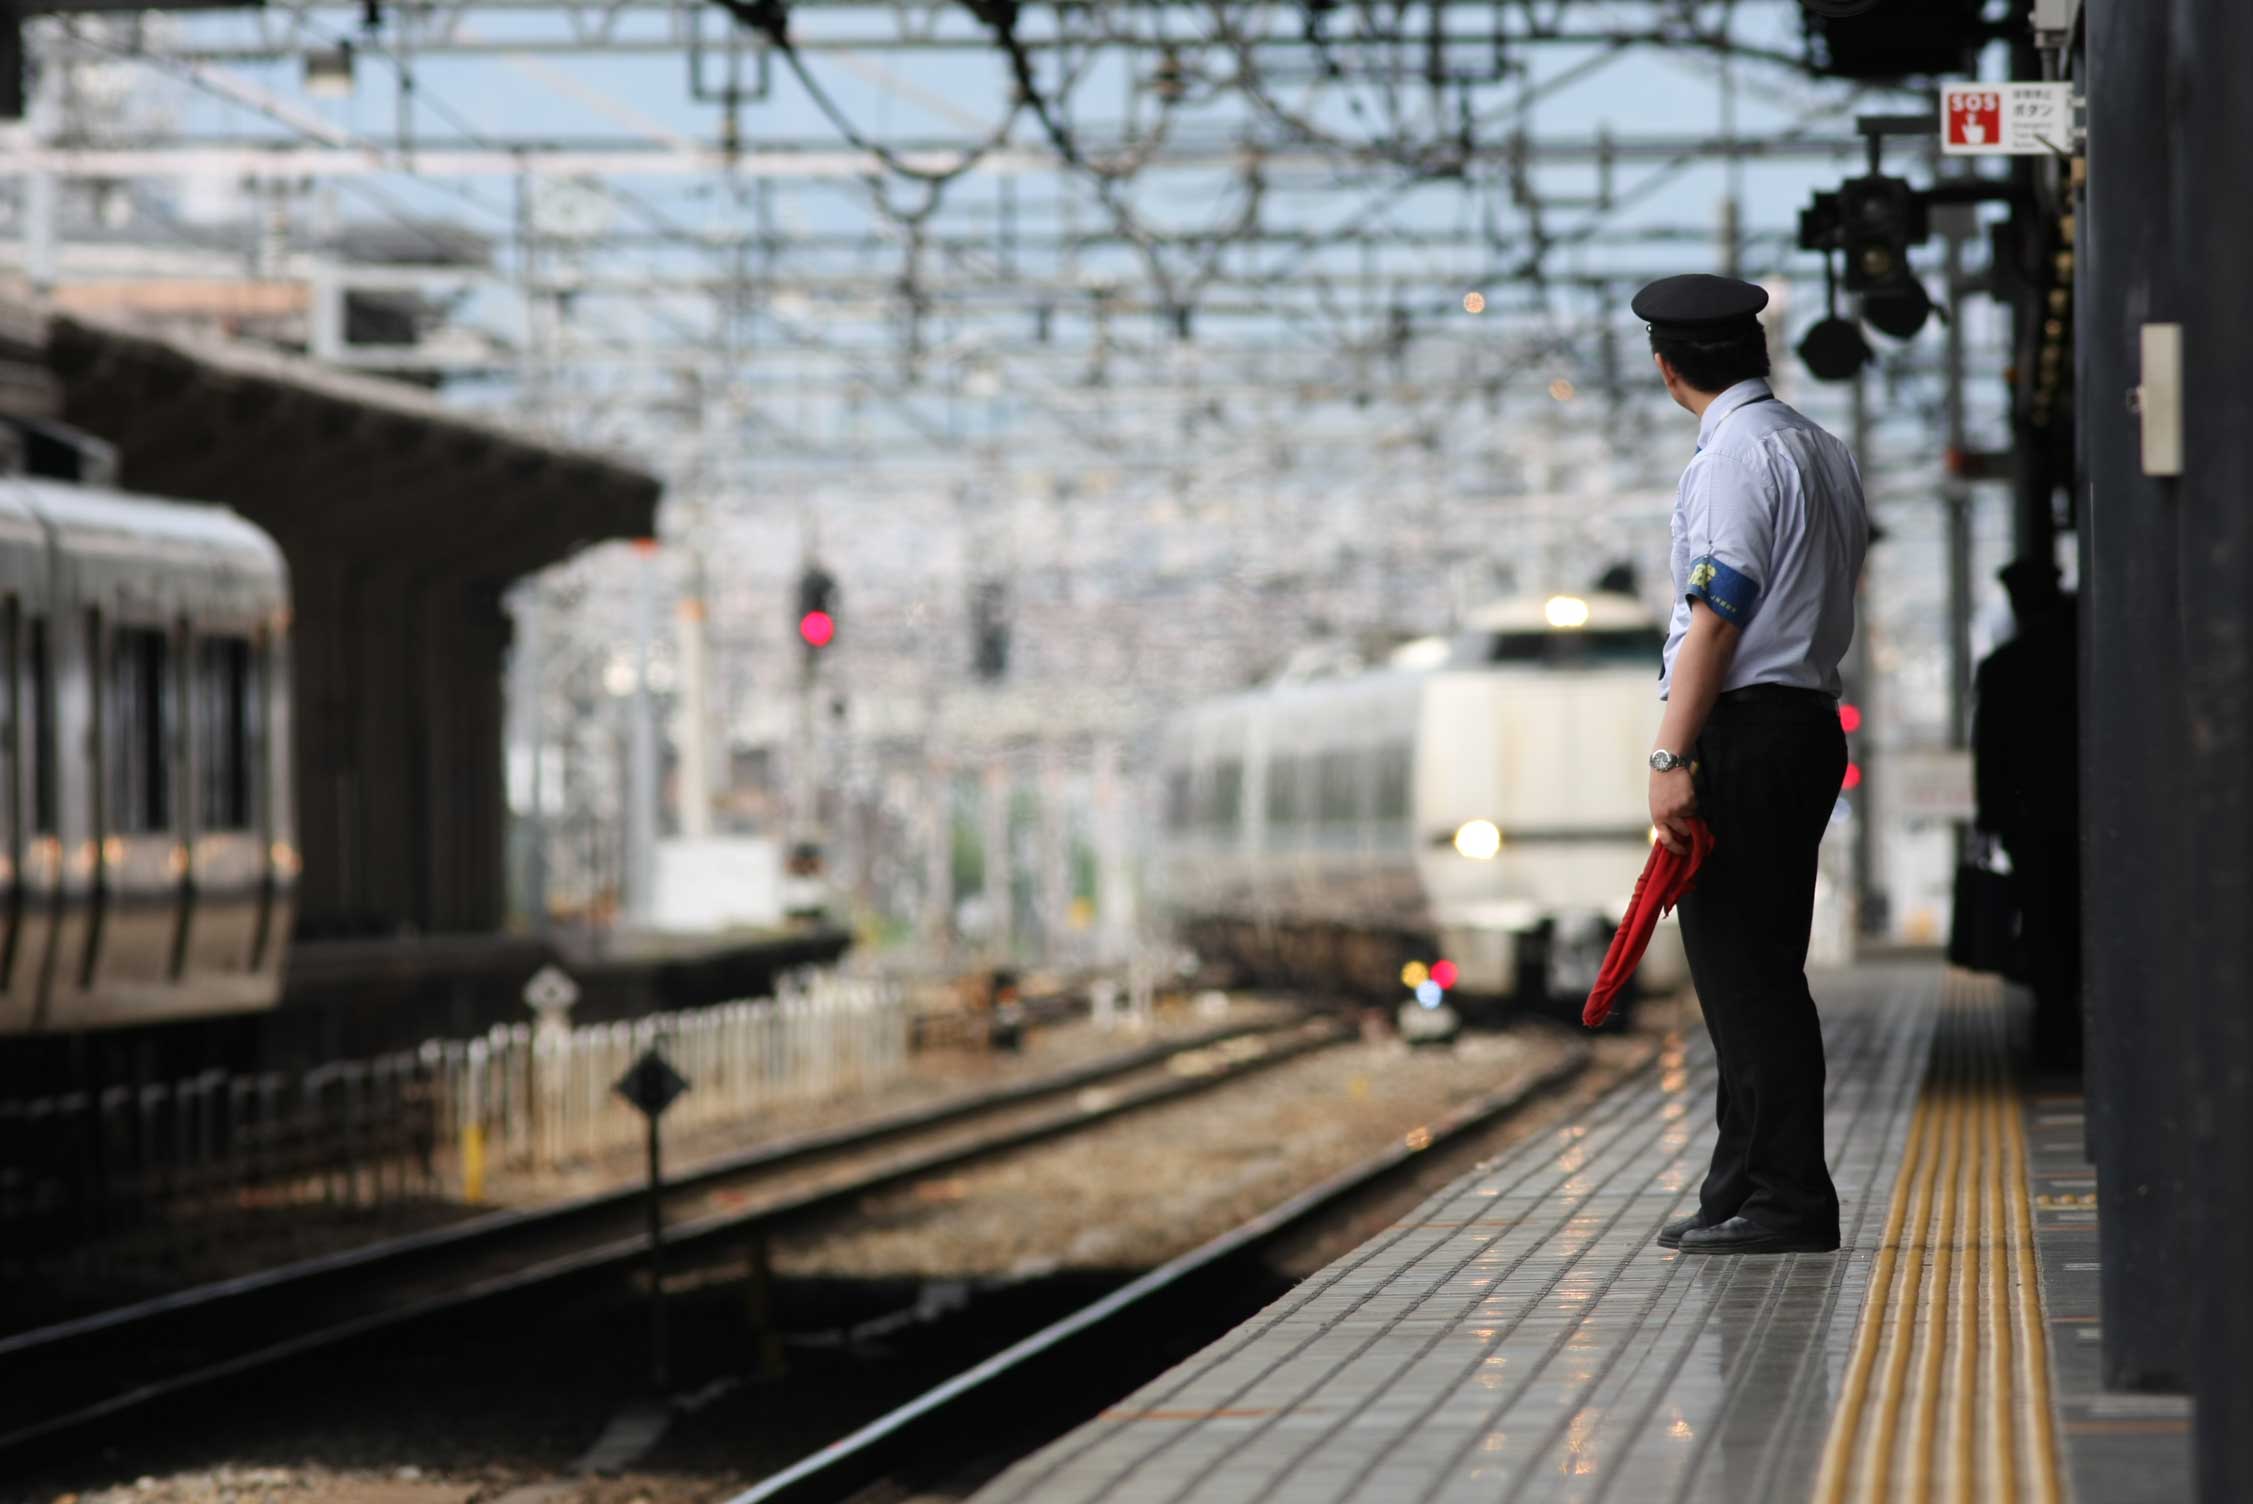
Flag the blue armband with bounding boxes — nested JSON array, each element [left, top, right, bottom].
[[1685, 555, 1762, 626]]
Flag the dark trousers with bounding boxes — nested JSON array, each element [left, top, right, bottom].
[[2004, 826, 2085, 1071], [1679, 689, 1847, 1236]]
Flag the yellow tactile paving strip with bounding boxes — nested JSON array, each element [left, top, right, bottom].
[[1813, 973, 2063, 1504]]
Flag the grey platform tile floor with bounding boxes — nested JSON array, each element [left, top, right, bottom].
[[972, 967, 1940, 1504], [2024, 1091, 2194, 1504]]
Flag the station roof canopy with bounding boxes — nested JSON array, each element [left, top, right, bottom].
[[17, 302, 659, 584], [0, 294, 663, 939]]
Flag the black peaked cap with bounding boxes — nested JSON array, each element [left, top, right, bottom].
[[1631, 274, 1769, 339]]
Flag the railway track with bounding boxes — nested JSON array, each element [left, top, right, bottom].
[[721, 1043, 1603, 1504], [0, 1011, 1343, 1461]]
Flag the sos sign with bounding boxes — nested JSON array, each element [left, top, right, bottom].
[[1946, 90, 2003, 149], [1941, 82, 2076, 156]]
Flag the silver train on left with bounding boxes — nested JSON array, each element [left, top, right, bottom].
[[1152, 590, 1687, 1009], [0, 476, 294, 1034]]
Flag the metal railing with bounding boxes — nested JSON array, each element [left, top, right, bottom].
[[0, 971, 911, 1267], [454, 973, 909, 1191]]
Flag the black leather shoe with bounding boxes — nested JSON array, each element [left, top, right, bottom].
[[1677, 1216, 1839, 1255], [1655, 1213, 1712, 1250]]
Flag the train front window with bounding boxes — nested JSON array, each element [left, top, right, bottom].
[[1452, 628, 1665, 669], [197, 635, 257, 831], [110, 626, 175, 834]]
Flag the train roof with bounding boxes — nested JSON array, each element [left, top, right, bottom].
[[6, 476, 285, 574], [1166, 587, 1667, 734], [1278, 590, 1663, 681], [1459, 590, 1661, 632]]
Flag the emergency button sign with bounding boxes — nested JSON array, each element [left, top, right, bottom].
[[1941, 82, 2075, 156], [1948, 90, 2002, 148]]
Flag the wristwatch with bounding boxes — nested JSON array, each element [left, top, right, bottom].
[[1648, 749, 1686, 773]]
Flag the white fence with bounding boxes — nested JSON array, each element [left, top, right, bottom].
[[434, 972, 911, 1191], [0, 971, 914, 1259]]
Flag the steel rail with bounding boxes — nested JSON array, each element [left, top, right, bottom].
[[720, 1045, 1600, 1504], [0, 1011, 1339, 1459]]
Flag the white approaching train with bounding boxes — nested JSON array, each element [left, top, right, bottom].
[[1153, 590, 1688, 1008]]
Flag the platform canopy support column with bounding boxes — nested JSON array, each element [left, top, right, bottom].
[[1093, 738, 1134, 964], [2163, 4, 2253, 1496], [981, 760, 1013, 958], [921, 758, 953, 950], [2080, 2, 2253, 1496], [1036, 742, 1070, 957], [2080, 0, 2195, 1399]]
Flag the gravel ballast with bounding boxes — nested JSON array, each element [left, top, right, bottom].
[[16, 1008, 1671, 1504]]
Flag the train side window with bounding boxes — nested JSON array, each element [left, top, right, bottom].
[[1373, 743, 1411, 823], [1210, 759, 1243, 832], [110, 626, 175, 834], [1317, 749, 1360, 825], [27, 617, 53, 835], [0, 602, 14, 847], [1265, 755, 1300, 825], [1164, 768, 1192, 832], [197, 636, 256, 831]]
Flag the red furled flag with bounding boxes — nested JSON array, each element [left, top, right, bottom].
[[1583, 819, 1716, 1028]]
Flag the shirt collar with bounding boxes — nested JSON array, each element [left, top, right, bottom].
[[1695, 378, 1774, 451]]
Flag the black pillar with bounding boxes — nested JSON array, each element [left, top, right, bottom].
[[2077, 0, 2195, 1393], [2168, 3, 2253, 1496]]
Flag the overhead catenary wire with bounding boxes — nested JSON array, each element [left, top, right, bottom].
[[13, 0, 2005, 902]]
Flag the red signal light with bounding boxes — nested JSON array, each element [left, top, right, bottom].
[[799, 610, 835, 648], [1839, 702, 1863, 734], [1842, 762, 1863, 792], [1430, 959, 1460, 990]]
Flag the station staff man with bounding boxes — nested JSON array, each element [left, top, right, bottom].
[[1635, 274, 1870, 1257]]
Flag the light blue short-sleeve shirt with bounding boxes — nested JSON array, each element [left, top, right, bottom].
[[1659, 378, 1870, 700]]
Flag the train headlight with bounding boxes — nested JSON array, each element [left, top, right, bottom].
[[1544, 595, 1591, 629], [1453, 819, 1503, 860]]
